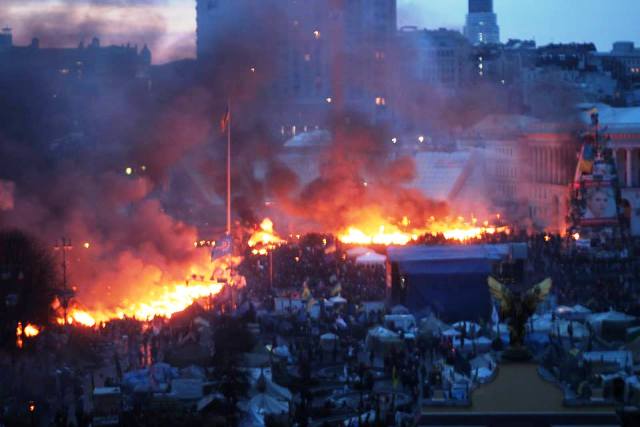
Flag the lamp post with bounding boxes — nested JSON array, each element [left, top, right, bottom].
[[54, 237, 73, 325]]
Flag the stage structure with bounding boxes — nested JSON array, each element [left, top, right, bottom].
[[386, 243, 527, 322]]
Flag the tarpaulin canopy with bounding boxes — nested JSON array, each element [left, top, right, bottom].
[[587, 310, 636, 336], [355, 251, 386, 265], [320, 332, 338, 341], [384, 314, 417, 332], [391, 304, 410, 315], [367, 326, 399, 340], [346, 247, 371, 258]]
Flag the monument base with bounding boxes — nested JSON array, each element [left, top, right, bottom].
[[502, 346, 532, 362]]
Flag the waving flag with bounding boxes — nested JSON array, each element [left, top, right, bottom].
[[211, 235, 232, 260], [220, 105, 230, 133]]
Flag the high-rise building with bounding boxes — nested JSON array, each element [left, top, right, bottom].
[[464, 0, 500, 45], [195, 0, 397, 130]]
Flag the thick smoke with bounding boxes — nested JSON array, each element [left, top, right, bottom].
[[0, 0, 181, 62], [0, 0, 582, 316], [0, 0, 290, 313], [266, 116, 449, 232]]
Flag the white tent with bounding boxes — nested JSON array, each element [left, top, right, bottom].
[[453, 336, 492, 353], [391, 305, 410, 315], [556, 305, 592, 320], [366, 326, 402, 350], [452, 321, 482, 335], [384, 314, 417, 333], [346, 247, 371, 258], [261, 378, 292, 402], [583, 351, 633, 370], [419, 315, 449, 336], [442, 328, 461, 338], [587, 310, 635, 334], [550, 320, 590, 339], [527, 313, 553, 333], [367, 326, 399, 340], [320, 332, 338, 351], [355, 251, 386, 266], [272, 345, 291, 359], [320, 332, 338, 341], [329, 295, 347, 304], [246, 393, 288, 427]]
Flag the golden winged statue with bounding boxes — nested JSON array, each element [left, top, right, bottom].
[[488, 276, 552, 351]]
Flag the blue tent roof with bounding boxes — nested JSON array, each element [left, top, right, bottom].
[[387, 244, 511, 263]]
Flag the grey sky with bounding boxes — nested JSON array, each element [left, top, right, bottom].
[[399, 0, 640, 51]]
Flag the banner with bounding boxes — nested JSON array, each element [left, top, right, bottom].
[[579, 181, 618, 226]]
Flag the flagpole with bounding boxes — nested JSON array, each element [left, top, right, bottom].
[[226, 99, 231, 236]]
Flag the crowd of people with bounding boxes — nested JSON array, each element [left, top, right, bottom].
[[239, 233, 387, 304], [4, 227, 640, 426]]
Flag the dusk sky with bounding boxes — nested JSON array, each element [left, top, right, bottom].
[[1, 0, 639, 63]]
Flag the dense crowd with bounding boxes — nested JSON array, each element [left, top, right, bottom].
[[239, 234, 387, 303]]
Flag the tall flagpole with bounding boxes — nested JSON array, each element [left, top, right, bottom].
[[226, 99, 231, 236]]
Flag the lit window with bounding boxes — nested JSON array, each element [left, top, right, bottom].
[[304, 53, 311, 61], [313, 30, 321, 39], [375, 97, 386, 106]]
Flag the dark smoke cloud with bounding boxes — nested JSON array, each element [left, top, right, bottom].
[[0, 0, 294, 313], [267, 116, 449, 232], [1, 0, 179, 62]]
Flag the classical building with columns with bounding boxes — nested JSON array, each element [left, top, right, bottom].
[[458, 114, 579, 233], [589, 104, 640, 235]]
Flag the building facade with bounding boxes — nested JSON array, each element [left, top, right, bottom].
[[397, 27, 472, 93], [459, 114, 580, 233], [196, 0, 397, 134], [464, 0, 499, 45], [591, 105, 640, 236]]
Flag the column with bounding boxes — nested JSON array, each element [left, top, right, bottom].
[[626, 148, 633, 188]]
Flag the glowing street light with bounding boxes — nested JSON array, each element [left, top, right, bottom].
[[83, 242, 90, 249], [325, 97, 333, 103], [125, 167, 133, 176], [418, 135, 425, 143], [391, 137, 398, 144]]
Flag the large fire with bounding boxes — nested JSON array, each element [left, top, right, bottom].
[[51, 213, 508, 329], [337, 215, 509, 245], [248, 218, 285, 254], [16, 321, 40, 348], [55, 257, 241, 327]]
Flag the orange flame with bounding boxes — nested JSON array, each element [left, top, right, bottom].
[[55, 257, 241, 326], [24, 323, 40, 337], [16, 322, 40, 348], [248, 218, 285, 254], [337, 215, 509, 246]]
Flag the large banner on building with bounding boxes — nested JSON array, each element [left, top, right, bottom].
[[579, 180, 618, 226]]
